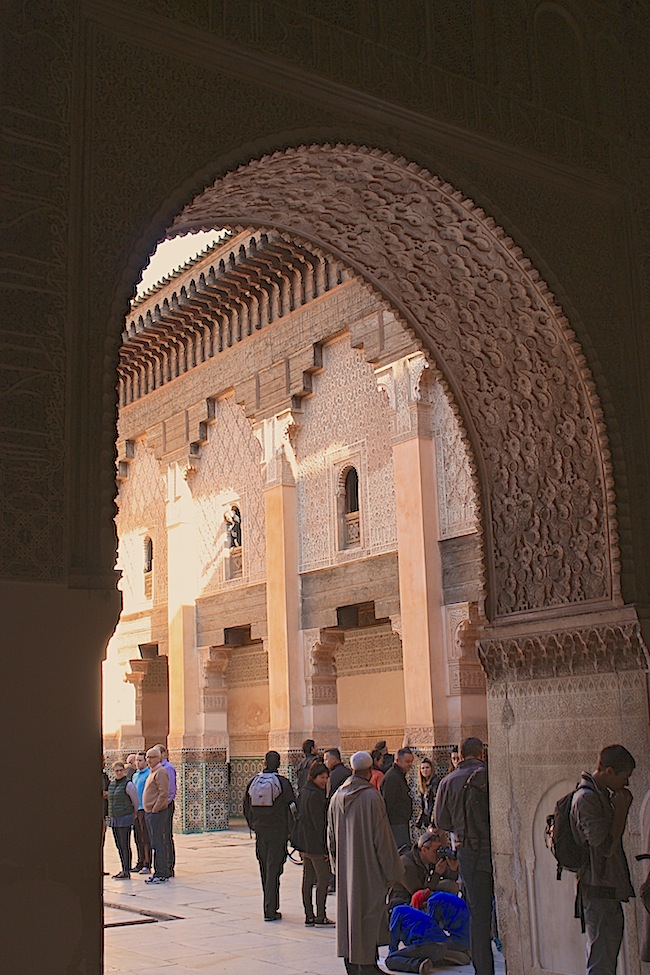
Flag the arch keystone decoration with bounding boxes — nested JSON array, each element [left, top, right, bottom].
[[169, 144, 621, 630]]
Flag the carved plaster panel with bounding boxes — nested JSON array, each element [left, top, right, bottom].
[[172, 146, 618, 618], [227, 643, 269, 687], [296, 336, 397, 572], [193, 396, 266, 594], [115, 439, 168, 608], [431, 381, 478, 539], [336, 623, 403, 677]]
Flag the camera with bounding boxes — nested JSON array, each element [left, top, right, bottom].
[[437, 846, 456, 860]]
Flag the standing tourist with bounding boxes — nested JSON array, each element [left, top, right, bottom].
[[107, 761, 138, 879], [243, 750, 296, 921], [328, 750, 403, 975], [381, 748, 415, 851], [131, 751, 152, 873], [434, 737, 494, 975], [297, 761, 334, 926], [416, 757, 439, 830], [324, 748, 351, 799], [142, 746, 170, 884], [156, 743, 177, 878], [370, 750, 385, 791], [570, 744, 636, 975], [297, 739, 319, 794]]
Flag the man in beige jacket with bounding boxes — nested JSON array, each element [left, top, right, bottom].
[[142, 746, 170, 884]]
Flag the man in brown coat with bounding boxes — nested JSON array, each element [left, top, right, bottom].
[[328, 750, 404, 975], [142, 746, 170, 884]]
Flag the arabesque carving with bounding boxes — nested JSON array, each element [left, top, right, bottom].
[[479, 619, 648, 682], [172, 145, 618, 618]]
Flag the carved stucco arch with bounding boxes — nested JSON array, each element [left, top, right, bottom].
[[168, 143, 619, 626]]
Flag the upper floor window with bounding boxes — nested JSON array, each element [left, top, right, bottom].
[[340, 466, 360, 549], [143, 536, 153, 599]]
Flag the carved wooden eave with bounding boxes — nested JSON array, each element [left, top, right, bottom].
[[118, 228, 349, 406]]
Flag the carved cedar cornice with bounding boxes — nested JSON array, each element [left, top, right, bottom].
[[479, 618, 649, 682], [171, 144, 619, 620]]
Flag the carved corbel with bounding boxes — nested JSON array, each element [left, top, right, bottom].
[[375, 353, 433, 442], [199, 645, 231, 713], [304, 629, 343, 705], [124, 659, 147, 721]]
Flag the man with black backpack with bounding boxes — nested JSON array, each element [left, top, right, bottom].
[[243, 750, 296, 921], [433, 738, 494, 975], [570, 744, 636, 975]]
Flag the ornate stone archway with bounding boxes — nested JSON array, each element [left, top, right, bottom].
[[171, 144, 618, 625], [166, 145, 649, 971]]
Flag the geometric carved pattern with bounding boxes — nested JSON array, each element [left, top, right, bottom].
[[335, 623, 403, 676], [431, 381, 478, 539], [296, 336, 397, 571], [227, 643, 269, 687], [173, 145, 618, 618], [115, 439, 168, 606], [193, 396, 265, 594], [479, 618, 649, 682]]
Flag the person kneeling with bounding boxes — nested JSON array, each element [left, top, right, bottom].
[[386, 890, 470, 974]]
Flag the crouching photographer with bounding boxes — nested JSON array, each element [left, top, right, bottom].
[[388, 829, 459, 911]]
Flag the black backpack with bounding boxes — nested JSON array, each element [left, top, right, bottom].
[[545, 783, 594, 880], [463, 765, 490, 851]]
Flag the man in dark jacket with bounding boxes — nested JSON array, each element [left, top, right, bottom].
[[381, 747, 414, 850], [324, 748, 351, 799], [570, 744, 636, 975], [243, 750, 296, 921], [388, 829, 459, 910], [297, 738, 319, 794], [433, 737, 493, 975]]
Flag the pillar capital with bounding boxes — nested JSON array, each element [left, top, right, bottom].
[[375, 353, 434, 443], [254, 410, 300, 487]]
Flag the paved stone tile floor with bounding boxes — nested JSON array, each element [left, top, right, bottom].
[[103, 825, 505, 975]]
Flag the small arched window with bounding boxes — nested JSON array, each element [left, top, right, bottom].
[[344, 468, 359, 514], [339, 466, 360, 550], [144, 536, 153, 574], [143, 536, 153, 599]]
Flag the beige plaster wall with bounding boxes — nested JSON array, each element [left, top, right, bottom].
[[227, 684, 270, 758], [337, 669, 406, 748]]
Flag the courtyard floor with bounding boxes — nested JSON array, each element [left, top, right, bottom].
[[103, 824, 505, 975]]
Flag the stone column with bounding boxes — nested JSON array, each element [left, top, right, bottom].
[[165, 461, 201, 756], [255, 411, 305, 758], [377, 354, 448, 746]]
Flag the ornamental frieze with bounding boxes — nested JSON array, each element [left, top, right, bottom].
[[479, 619, 648, 682]]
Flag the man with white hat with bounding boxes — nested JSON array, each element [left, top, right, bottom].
[[328, 750, 404, 975]]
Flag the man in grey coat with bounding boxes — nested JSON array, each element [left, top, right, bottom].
[[328, 750, 404, 975]]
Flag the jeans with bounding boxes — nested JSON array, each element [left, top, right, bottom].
[[457, 847, 494, 975], [146, 810, 169, 879], [583, 895, 624, 975], [163, 800, 175, 875], [111, 824, 132, 874], [385, 942, 447, 972], [302, 852, 330, 920], [255, 830, 287, 918], [133, 809, 151, 868]]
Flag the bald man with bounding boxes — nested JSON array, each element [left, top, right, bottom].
[[142, 747, 170, 884]]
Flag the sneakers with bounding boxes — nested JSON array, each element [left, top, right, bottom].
[[305, 917, 316, 926], [145, 875, 167, 884], [264, 911, 282, 921], [112, 872, 130, 880], [314, 917, 335, 926], [139, 866, 151, 874], [418, 962, 436, 975]]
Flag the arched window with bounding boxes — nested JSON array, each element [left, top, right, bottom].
[[344, 468, 359, 514], [224, 504, 243, 580], [143, 536, 153, 599], [339, 466, 361, 549]]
